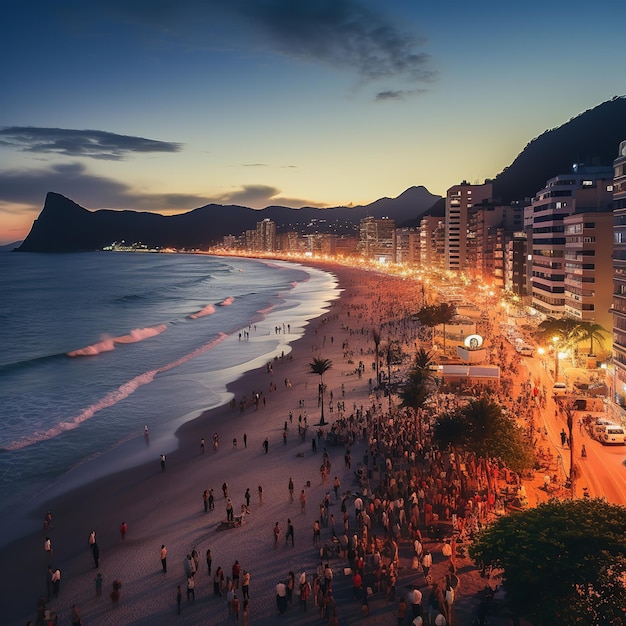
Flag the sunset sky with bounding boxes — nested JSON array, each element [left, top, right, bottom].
[[1, 0, 624, 244]]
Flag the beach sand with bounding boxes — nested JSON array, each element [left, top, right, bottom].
[[3, 261, 505, 626]]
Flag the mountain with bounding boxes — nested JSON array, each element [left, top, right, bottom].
[[17, 186, 441, 252], [16, 96, 626, 253], [493, 96, 626, 203]]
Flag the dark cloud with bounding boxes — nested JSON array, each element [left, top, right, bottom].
[[0, 162, 200, 211], [375, 88, 429, 101], [0, 127, 182, 161], [67, 0, 435, 90], [0, 163, 325, 217], [212, 184, 326, 208], [239, 0, 433, 84]]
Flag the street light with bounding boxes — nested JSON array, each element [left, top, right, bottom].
[[552, 337, 566, 381]]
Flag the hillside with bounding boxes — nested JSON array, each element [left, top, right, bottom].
[[17, 186, 441, 252], [493, 96, 626, 202]]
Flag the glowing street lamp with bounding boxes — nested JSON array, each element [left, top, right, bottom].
[[552, 336, 561, 381]]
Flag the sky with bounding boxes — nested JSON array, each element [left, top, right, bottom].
[[1, 0, 625, 245]]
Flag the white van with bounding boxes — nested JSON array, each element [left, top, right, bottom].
[[600, 424, 626, 445], [552, 382, 567, 395], [518, 346, 534, 356]]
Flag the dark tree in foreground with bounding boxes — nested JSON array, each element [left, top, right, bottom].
[[308, 357, 332, 425], [432, 395, 535, 473], [469, 499, 626, 625]]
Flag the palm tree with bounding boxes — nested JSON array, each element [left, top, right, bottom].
[[308, 357, 333, 425], [414, 304, 439, 347], [433, 303, 457, 353], [574, 321, 609, 357], [414, 347, 436, 371], [399, 352, 436, 443]]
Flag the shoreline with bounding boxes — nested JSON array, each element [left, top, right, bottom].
[[0, 258, 340, 550]]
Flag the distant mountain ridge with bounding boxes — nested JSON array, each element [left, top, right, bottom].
[[17, 186, 441, 252], [16, 96, 626, 252]]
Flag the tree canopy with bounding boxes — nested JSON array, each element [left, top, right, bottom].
[[469, 498, 626, 625], [432, 395, 535, 473]]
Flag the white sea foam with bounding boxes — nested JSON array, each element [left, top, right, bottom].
[[189, 304, 216, 319], [5, 332, 229, 450], [67, 338, 116, 357], [114, 324, 168, 343]]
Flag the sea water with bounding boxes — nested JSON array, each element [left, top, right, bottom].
[[0, 252, 338, 544]]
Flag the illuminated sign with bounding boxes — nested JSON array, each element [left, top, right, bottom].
[[464, 334, 483, 350]]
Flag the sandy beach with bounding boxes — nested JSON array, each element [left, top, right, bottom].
[[4, 261, 508, 626]]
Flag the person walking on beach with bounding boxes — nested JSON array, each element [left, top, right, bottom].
[[200, 438, 205, 454], [242, 570, 250, 600], [203, 489, 209, 512], [245, 488, 251, 508], [92, 542, 100, 568], [288, 477, 294, 501], [206, 549, 212, 576], [232, 560, 241, 589], [313, 520, 321, 546], [120, 521, 127, 541], [243, 433, 247, 448], [300, 489, 306, 513], [51, 568, 61, 598], [160, 544, 167, 573], [274, 521, 281, 546], [44, 536, 53, 560], [226, 498, 234, 521], [209, 488, 215, 510], [333, 476, 341, 500], [286, 518, 295, 546], [258, 485, 263, 504], [186, 576, 195, 602], [263, 437, 269, 453], [160, 454, 166, 472], [176, 584, 182, 614], [222, 481, 229, 498]]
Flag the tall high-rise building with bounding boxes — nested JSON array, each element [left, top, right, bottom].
[[525, 166, 613, 317], [612, 140, 626, 407], [445, 182, 493, 272], [359, 216, 396, 262], [419, 216, 445, 269], [256, 218, 276, 252], [563, 212, 613, 331]]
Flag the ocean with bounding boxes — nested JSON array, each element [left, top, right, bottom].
[[0, 252, 338, 544]]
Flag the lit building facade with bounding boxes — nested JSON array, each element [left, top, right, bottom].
[[612, 140, 626, 407], [563, 212, 613, 332], [359, 216, 396, 262], [445, 182, 493, 272], [526, 166, 613, 316]]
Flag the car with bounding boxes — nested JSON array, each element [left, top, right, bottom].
[[552, 382, 567, 394]]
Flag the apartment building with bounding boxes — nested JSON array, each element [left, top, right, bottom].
[[612, 140, 626, 406], [445, 182, 493, 272], [563, 212, 613, 331], [525, 166, 613, 316], [359, 216, 396, 262]]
